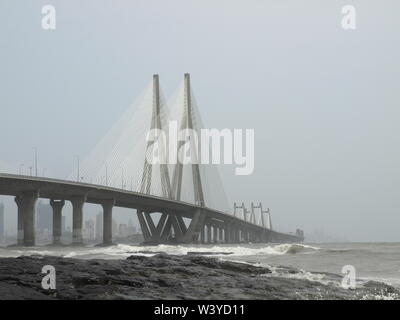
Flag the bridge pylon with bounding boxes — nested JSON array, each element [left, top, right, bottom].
[[171, 73, 205, 206], [139, 74, 172, 198], [138, 74, 208, 244]]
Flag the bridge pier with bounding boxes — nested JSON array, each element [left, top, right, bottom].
[[180, 209, 206, 243], [137, 208, 209, 245], [206, 224, 211, 243], [251, 230, 256, 243], [254, 231, 259, 243], [50, 199, 65, 245], [244, 229, 249, 242], [14, 191, 39, 247], [101, 199, 115, 246], [137, 210, 152, 242], [225, 223, 230, 243], [200, 225, 205, 244], [71, 195, 86, 245], [232, 225, 238, 243], [14, 196, 25, 245], [213, 225, 218, 243], [135, 206, 277, 246]]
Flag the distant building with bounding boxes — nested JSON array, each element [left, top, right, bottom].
[[118, 223, 128, 238], [112, 218, 118, 236], [84, 219, 95, 241], [127, 219, 137, 235], [95, 212, 103, 241], [0, 202, 4, 241], [37, 201, 52, 232], [62, 215, 66, 233]]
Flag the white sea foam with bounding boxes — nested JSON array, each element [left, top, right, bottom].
[[0, 243, 320, 259], [262, 265, 339, 287], [101, 243, 320, 258], [361, 291, 400, 300]]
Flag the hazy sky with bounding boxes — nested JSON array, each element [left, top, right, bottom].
[[0, 1, 399, 241]]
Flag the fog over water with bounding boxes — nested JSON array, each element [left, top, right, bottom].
[[0, 1, 399, 241]]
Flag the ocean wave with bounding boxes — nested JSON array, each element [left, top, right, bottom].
[[0, 243, 321, 259], [105, 243, 320, 257], [263, 266, 339, 287]]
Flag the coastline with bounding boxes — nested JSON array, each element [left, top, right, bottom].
[[0, 253, 398, 300]]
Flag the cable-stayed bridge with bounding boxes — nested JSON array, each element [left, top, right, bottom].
[[0, 74, 303, 246]]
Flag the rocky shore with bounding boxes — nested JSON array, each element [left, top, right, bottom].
[[0, 254, 398, 300]]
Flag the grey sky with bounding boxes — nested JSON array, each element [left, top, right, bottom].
[[0, 1, 399, 241]]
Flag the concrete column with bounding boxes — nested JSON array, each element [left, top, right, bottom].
[[180, 208, 207, 244], [71, 195, 86, 245], [234, 226, 239, 243], [219, 227, 224, 243], [50, 200, 65, 245], [213, 225, 218, 243], [207, 224, 212, 243], [14, 196, 24, 245], [200, 225, 205, 244], [230, 225, 235, 243], [245, 229, 249, 242], [225, 223, 231, 243], [16, 191, 39, 246], [137, 209, 152, 242], [250, 230, 255, 242], [101, 199, 115, 246]]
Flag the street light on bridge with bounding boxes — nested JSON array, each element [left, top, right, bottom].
[[19, 164, 24, 175], [74, 155, 80, 182], [120, 167, 125, 189], [32, 147, 38, 177]]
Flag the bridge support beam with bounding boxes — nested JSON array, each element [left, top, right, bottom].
[[14, 191, 39, 247], [180, 209, 206, 243], [137, 209, 207, 245], [101, 199, 115, 246], [137, 210, 152, 242], [50, 199, 65, 245], [71, 195, 86, 245]]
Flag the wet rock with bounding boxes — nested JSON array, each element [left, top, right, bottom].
[[0, 254, 399, 300], [187, 251, 233, 255]]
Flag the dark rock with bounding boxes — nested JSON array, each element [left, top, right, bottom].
[[0, 254, 398, 300], [187, 251, 233, 255]]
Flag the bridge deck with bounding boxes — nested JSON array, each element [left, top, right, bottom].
[[0, 173, 303, 245]]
